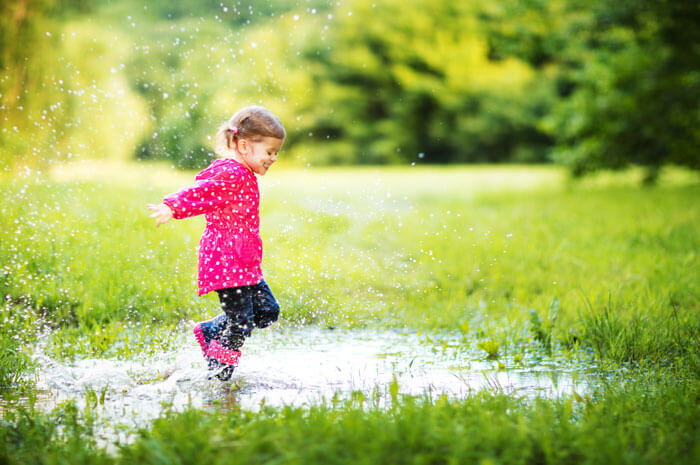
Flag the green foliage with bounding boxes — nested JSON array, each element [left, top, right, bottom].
[[0, 303, 35, 391], [0, 0, 553, 171], [578, 294, 700, 369], [1, 0, 153, 171], [91, 0, 327, 170], [0, 402, 112, 465], [477, 339, 501, 359], [5, 378, 700, 465], [481, 0, 700, 180], [127, 39, 218, 170], [294, 0, 551, 165], [1, 1, 70, 170], [124, 381, 700, 465], [125, 0, 331, 25], [4, 0, 697, 175], [529, 297, 560, 351]]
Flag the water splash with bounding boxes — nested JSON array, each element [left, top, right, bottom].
[[20, 326, 598, 445]]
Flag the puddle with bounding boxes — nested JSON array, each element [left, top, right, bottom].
[[13, 326, 598, 446]]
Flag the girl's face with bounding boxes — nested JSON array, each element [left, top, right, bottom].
[[236, 136, 284, 175]]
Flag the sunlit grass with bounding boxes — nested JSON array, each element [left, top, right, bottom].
[[2, 375, 699, 464], [1, 162, 699, 464], [0, 302, 35, 391], [0, 162, 697, 368]]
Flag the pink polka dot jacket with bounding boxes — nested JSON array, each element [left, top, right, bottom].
[[163, 159, 263, 296]]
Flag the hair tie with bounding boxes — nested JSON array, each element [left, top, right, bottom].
[[230, 126, 239, 134]]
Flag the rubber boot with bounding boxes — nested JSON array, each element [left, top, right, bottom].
[[193, 313, 227, 358], [206, 340, 241, 381]]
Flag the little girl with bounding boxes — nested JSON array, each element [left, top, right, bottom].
[[148, 105, 285, 381]]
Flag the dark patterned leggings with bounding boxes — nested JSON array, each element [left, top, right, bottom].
[[216, 280, 280, 350]]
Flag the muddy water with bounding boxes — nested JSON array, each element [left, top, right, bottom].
[[25, 326, 597, 445]]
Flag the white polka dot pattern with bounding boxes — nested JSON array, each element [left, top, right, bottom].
[[163, 159, 264, 295]]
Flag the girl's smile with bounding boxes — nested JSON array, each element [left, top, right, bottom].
[[237, 136, 284, 175]]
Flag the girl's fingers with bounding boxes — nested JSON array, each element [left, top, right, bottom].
[[147, 203, 171, 227]]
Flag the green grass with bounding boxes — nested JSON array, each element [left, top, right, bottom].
[[0, 302, 34, 391], [1, 163, 699, 463], [0, 164, 698, 366], [2, 374, 699, 465], [122, 378, 700, 465]]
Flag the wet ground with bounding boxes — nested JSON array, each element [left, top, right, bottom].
[[20, 326, 598, 445]]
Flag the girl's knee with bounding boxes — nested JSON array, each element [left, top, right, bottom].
[[267, 302, 280, 323], [256, 302, 279, 328]]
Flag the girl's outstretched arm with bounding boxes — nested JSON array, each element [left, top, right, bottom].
[[161, 174, 241, 219], [147, 203, 174, 227]]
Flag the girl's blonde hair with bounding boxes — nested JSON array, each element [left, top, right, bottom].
[[214, 105, 286, 157]]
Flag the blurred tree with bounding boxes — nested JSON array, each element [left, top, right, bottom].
[[1, 0, 329, 171], [140, 0, 331, 25], [1, 0, 93, 170], [126, 31, 218, 170], [481, 0, 700, 181], [294, 0, 552, 165], [6, 0, 695, 173], [123, 1, 330, 169], [3, 2, 68, 169]]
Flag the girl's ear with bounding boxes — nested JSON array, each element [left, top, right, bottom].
[[236, 138, 248, 154]]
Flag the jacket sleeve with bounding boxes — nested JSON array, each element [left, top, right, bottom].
[[162, 172, 241, 219]]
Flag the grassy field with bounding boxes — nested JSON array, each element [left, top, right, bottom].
[[3, 379, 699, 465], [1, 162, 699, 463]]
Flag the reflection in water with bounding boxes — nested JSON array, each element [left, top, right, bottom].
[[21, 326, 598, 445]]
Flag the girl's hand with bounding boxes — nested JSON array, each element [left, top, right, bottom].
[[147, 203, 174, 227]]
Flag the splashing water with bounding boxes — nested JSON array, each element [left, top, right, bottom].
[[21, 326, 598, 445]]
